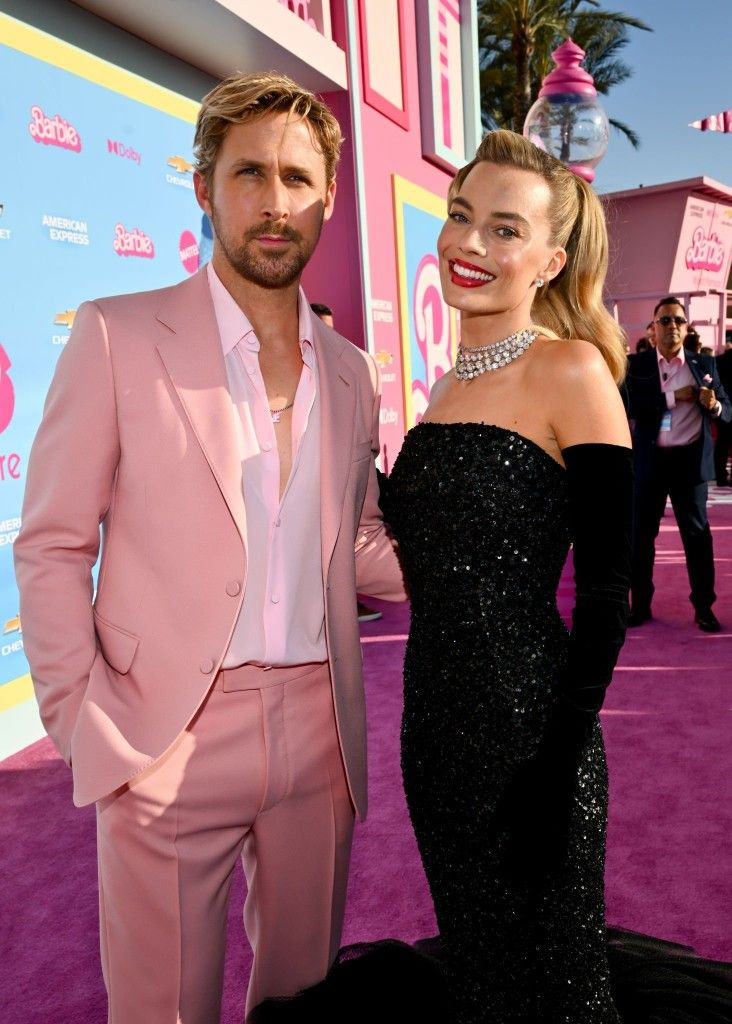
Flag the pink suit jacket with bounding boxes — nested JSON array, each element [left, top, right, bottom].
[[14, 268, 404, 816]]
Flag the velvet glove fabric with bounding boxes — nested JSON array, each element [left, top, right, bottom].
[[376, 466, 390, 521], [498, 443, 633, 880], [559, 443, 633, 718]]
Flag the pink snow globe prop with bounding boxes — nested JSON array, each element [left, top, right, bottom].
[[523, 38, 609, 183]]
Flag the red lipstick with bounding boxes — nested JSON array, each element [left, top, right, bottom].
[[448, 258, 495, 289]]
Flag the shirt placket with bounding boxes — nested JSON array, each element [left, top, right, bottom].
[[280, 353, 314, 509], [268, 353, 316, 664], [236, 338, 283, 663], [661, 359, 680, 393]]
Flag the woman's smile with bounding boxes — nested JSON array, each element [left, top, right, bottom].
[[448, 258, 496, 288]]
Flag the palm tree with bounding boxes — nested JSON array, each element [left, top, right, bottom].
[[478, 0, 651, 148]]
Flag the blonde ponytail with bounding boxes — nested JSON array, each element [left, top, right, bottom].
[[450, 130, 627, 383]]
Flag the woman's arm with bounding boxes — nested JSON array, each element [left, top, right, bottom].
[[543, 337, 633, 712], [496, 341, 633, 878]]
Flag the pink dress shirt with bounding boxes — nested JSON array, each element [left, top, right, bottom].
[[656, 346, 702, 448], [207, 264, 326, 668]]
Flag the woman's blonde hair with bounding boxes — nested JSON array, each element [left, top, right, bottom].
[[449, 130, 626, 383], [194, 71, 343, 187]]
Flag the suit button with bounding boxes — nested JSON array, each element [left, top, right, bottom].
[[200, 659, 215, 674], [226, 581, 241, 597]]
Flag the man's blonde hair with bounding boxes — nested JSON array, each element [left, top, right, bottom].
[[194, 71, 343, 186]]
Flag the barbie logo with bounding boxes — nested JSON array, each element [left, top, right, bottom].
[[411, 255, 453, 422], [685, 227, 725, 273], [0, 344, 15, 434], [28, 106, 82, 152], [113, 224, 155, 258]]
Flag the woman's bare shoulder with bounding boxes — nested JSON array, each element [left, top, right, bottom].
[[531, 338, 629, 447], [429, 369, 455, 401], [532, 336, 610, 384]]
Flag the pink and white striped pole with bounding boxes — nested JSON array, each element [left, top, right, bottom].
[[689, 109, 732, 133]]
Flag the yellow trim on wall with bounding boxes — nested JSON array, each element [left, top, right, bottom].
[[0, 12, 200, 123], [0, 674, 34, 713], [393, 174, 448, 220]]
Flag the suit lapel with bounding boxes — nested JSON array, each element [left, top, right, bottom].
[[646, 349, 663, 391], [155, 270, 247, 546], [649, 348, 706, 389], [687, 355, 704, 387], [314, 319, 356, 579]]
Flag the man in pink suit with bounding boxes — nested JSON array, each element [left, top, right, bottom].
[[14, 72, 404, 1023]]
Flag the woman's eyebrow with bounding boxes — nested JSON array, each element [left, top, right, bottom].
[[491, 210, 530, 228], [449, 196, 530, 230]]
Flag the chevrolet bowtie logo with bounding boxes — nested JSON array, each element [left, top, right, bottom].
[[3, 615, 21, 635], [54, 310, 77, 328], [167, 156, 193, 174]]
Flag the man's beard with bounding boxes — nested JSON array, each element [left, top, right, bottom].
[[210, 207, 323, 289]]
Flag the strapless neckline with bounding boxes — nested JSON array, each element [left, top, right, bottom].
[[410, 420, 566, 476]]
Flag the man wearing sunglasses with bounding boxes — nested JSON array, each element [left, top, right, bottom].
[[626, 296, 731, 632]]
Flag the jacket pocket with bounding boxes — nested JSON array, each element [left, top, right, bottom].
[[92, 611, 140, 675], [351, 439, 373, 463]]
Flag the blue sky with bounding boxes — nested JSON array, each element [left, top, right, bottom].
[[581, 0, 732, 195]]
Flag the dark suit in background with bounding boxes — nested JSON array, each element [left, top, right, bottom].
[[626, 349, 732, 617], [714, 347, 732, 484]]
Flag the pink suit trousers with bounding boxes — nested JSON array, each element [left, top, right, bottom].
[[96, 661, 354, 1023]]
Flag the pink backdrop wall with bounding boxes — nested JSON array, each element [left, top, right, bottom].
[[301, 89, 365, 349], [354, 1, 467, 468]]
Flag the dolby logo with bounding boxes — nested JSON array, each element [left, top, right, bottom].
[[107, 139, 141, 165]]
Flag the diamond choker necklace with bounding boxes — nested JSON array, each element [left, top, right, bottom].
[[454, 328, 538, 380]]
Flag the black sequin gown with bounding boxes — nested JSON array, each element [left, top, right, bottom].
[[249, 424, 732, 1024], [386, 422, 619, 1024]]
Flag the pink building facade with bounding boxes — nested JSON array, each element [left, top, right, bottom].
[[298, 0, 482, 468], [602, 178, 732, 351]]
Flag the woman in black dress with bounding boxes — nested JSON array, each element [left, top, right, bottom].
[[383, 128, 632, 1023], [251, 131, 731, 1024]]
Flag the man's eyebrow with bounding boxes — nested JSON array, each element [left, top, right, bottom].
[[230, 157, 265, 170], [284, 165, 314, 178], [230, 157, 313, 178]]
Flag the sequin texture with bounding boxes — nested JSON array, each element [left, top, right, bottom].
[[387, 422, 620, 1023]]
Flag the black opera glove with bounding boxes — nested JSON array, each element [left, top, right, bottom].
[[376, 466, 392, 525], [498, 444, 633, 878], [559, 442, 633, 719]]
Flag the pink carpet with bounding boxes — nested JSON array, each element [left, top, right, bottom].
[[1, 493, 730, 1023]]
